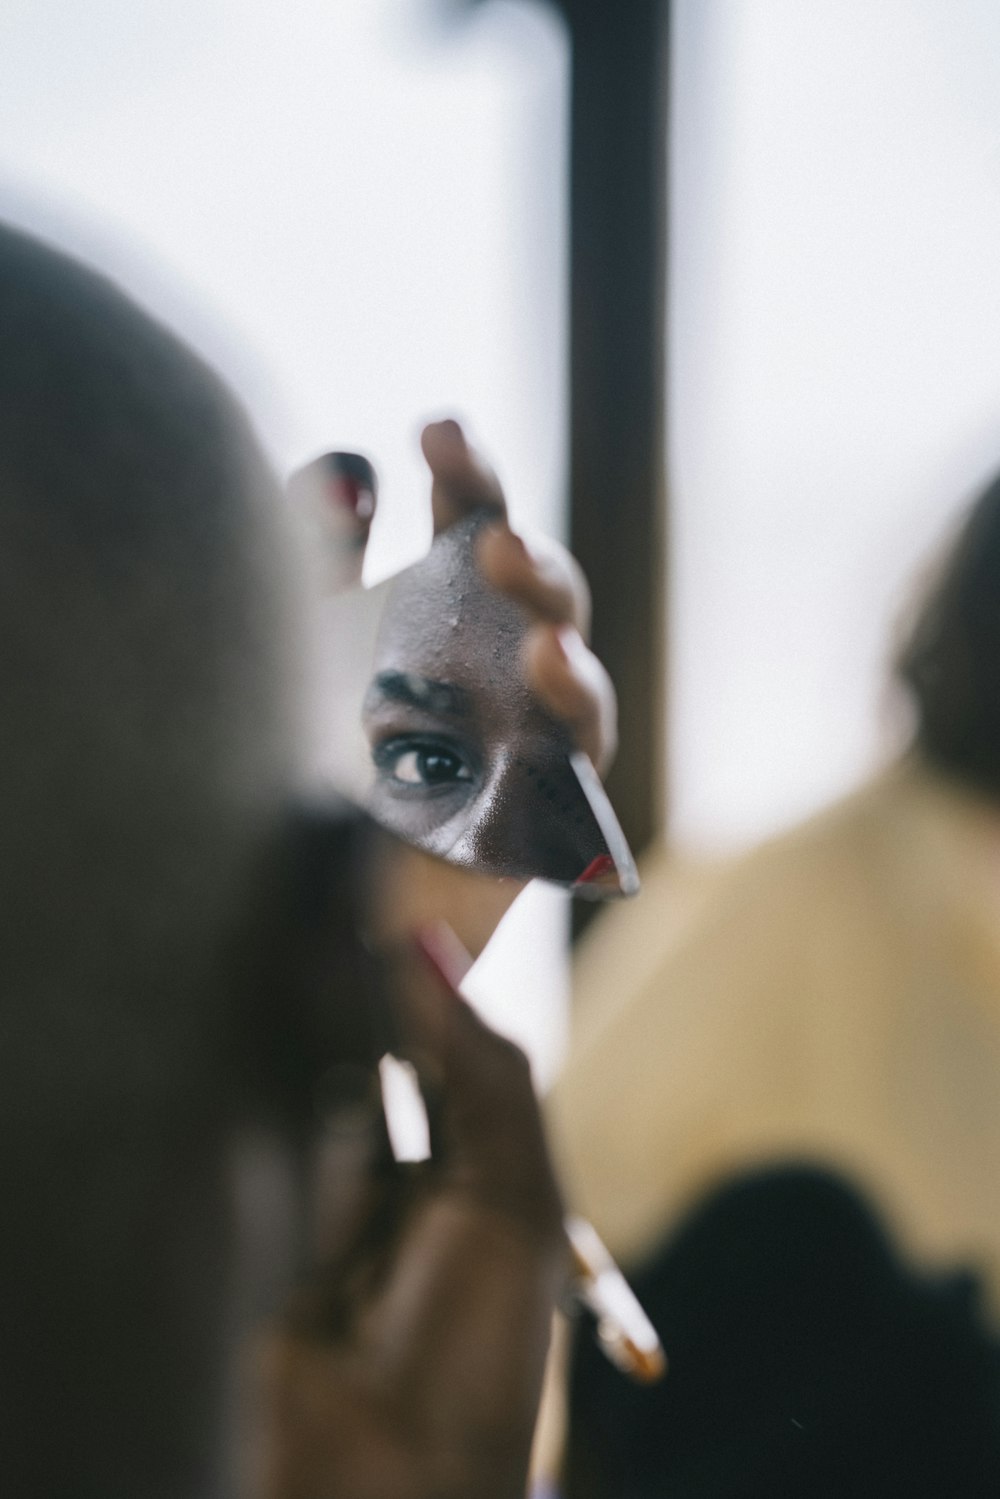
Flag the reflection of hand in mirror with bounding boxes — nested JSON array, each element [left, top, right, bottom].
[[291, 419, 635, 898], [364, 420, 625, 888], [421, 420, 617, 779], [259, 934, 567, 1499]]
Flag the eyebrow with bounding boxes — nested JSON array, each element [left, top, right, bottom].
[[363, 670, 472, 719]]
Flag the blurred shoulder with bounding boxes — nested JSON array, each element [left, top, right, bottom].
[[694, 761, 921, 928], [568, 764, 912, 1049]]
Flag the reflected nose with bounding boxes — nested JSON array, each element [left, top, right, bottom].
[[447, 746, 615, 886]]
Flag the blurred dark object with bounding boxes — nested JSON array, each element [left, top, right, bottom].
[[566, 1165, 1000, 1499]]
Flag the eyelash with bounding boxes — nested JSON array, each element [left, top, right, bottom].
[[371, 735, 476, 790]]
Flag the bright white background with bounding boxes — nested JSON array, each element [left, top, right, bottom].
[[669, 0, 1000, 851]]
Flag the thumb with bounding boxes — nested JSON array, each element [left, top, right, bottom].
[[287, 451, 378, 591]]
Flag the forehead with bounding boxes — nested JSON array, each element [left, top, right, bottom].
[[373, 519, 528, 700]]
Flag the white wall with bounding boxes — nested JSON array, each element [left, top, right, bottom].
[[669, 0, 1000, 851]]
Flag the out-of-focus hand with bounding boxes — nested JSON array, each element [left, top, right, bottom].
[[256, 936, 567, 1499], [420, 419, 617, 777]]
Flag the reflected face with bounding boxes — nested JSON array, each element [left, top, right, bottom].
[[362, 515, 618, 886]]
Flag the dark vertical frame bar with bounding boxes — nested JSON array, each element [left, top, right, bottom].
[[558, 0, 670, 910], [463, 0, 671, 904]]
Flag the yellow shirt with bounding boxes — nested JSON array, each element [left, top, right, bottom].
[[549, 758, 1000, 1307]]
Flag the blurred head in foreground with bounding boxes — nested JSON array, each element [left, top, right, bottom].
[[898, 468, 1000, 798], [0, 220, 366, 1496]]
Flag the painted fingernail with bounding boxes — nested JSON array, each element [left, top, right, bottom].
[[574, 854, 616, 886], [428, 418, 464, 450], [323, 452, 377, 521]]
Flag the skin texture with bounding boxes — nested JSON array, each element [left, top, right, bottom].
[[0, 223, 569, 1499], [419, 420, 616, 782], [296, 421, 620, 899], [365, 513, 616, 885]]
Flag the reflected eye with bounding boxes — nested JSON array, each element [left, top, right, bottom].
[[373, 738, 475, 790]]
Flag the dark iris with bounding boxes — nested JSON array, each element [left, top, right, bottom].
[[372, 738, 474, 789], [412, 746, 469, 785]]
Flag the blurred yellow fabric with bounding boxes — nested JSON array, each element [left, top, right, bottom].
[[548, 755, 1000, 1307]]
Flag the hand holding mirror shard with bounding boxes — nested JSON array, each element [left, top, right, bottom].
[[291, 420, 638, 898]]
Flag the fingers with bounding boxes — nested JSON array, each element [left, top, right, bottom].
[[475, 524, 590, 637], [283, 1064, 402, 1341], [287, 451, 377, 591], [365, 829, 524, 964], [474, 523, 616, 773], [271, 931, 567, 1499], [396, 927, 563, 1237], [364, 934, 567, 1470], [524, 623, 618, 776], [420, 419, 507, 534], [437, 1000, 560, 1228], [418, 422, 618, 775]]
